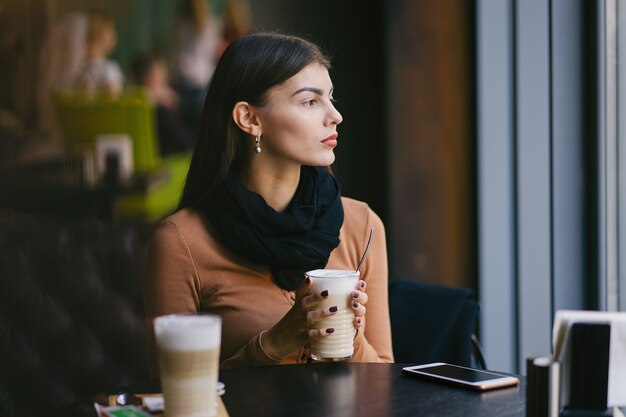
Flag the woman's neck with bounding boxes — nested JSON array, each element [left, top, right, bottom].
[[242, 163, 301, 212]]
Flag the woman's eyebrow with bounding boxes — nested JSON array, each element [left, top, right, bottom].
[[292, 87, 334, 96], [292, 87, 324, 96]]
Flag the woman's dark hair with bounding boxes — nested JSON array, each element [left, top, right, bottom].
[[179, 32, 331, 208]]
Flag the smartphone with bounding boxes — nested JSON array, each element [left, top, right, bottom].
[[402, 362, 520, 391]]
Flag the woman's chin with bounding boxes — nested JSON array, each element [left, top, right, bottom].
[[307, 152, 335, 167]]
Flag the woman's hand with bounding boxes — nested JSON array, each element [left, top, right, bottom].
[[261, 278, 369, 360], [260, 277, 338, 360], [352, 279, 368, 329]]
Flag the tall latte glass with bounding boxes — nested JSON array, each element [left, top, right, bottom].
[[306, 269, 359, 361], [154, 314, 221, 417]]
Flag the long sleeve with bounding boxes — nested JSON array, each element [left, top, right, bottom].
[[143, 220, 202, 376], [349, 208, 394, 363], [220, 333, 288, 369]]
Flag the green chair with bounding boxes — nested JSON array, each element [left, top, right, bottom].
[[53, 88, 161, 172], [53, 88, 191, 221]]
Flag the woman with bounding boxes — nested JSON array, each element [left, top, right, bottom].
[[73, 10, 124, 95], [173, 0, 221, 134], [144, 32, 394, 371]]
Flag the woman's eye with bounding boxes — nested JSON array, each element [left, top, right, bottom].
[[304, 99, 317, 107]]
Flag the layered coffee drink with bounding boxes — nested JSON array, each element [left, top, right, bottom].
[[154, 314, 222, 417], [306, 269, 359, 361]]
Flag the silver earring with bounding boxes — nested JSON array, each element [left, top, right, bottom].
[[254, 134, 262, 153]]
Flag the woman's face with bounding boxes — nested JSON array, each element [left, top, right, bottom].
[[253, 63, 343, 169]]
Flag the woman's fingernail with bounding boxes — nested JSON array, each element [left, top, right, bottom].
[[321, 290, 329, 297], [326, 328, 335, 334], [353, 301, 359, 308], [357, 317, 362, 324], [360, 281, 366, 289], [352, 291, 359, 298], [304, 277, 311, 284], [329, 306, 338, 313]]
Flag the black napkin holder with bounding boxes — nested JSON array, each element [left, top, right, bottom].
[[559, 322, 612, 417]]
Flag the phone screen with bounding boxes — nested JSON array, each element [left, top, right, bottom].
[[414, 364, 506, 382]]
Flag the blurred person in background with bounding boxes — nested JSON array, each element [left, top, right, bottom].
[[218, 0, 252, 56], [45, 12, 89, 90], [73, 9, 124, 95], [174, 0, 221, 135], [130, 52, 194, 156]]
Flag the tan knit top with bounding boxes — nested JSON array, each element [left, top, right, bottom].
[[144, 197, 394, 372]]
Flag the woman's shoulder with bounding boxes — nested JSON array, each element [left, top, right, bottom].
[[340, 197, 385, 236], [341, 197, 382, 221], [330, 197, 386, 270], [153, 207, 209, 243]]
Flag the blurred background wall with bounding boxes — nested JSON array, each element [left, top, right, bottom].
[[0, 0, 476, 290]]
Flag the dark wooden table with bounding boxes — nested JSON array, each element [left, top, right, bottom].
[[219, 362, 525, 417], [75, 363, 525, 417]]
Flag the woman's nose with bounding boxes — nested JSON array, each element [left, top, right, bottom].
[[328, 102, 343, 126]]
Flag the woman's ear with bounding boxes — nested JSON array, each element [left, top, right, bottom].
[[232, 101, 261, 136]]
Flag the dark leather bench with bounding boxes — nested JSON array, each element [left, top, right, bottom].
[[0, 211, 151, 417]]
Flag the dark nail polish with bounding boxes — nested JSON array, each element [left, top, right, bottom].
[[329, 306, 338, 313], [304, 277, 311, 284], [352, 301, 359, 308], [320, 290, 329, 297], [360, 281, 366, 288], [357, 317, 362, 324], [326, 328, 335, 334], [352, 291, 359, 298]]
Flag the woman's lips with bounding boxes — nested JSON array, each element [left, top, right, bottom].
[[322, 133, 338, 148]]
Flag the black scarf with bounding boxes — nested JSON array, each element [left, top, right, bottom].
[[198, 166, 344, 290]]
